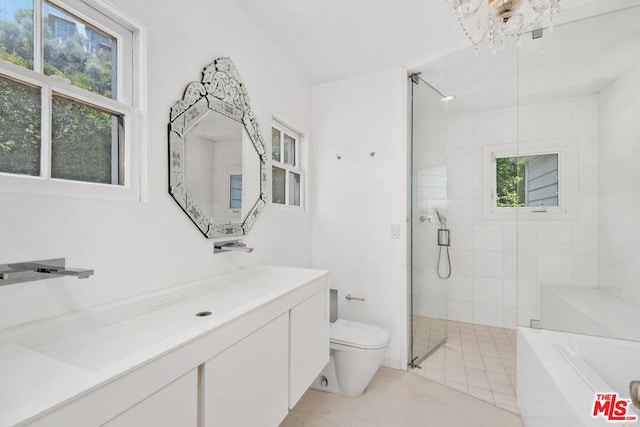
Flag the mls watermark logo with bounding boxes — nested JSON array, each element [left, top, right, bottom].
[[592, 393, 638, 422]]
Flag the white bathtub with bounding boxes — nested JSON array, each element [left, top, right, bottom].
[[518, 328, 640, 427], [539, 285, 640, 341]]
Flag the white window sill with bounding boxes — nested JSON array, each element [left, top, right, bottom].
[[269, 202, 305, 213], [0, 173, 141, 202]]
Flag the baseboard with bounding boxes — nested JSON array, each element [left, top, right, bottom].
[[382, 355, 405, 370]]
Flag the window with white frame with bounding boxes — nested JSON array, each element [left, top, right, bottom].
[[0, 0, 140, 194], [271, 119, 303, 207], [482, 140, 577, 220]]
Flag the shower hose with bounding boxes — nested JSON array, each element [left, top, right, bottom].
[[437, 241, 452, 280]]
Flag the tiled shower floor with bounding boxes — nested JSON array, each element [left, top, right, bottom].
[[409, 319, 519, 413]]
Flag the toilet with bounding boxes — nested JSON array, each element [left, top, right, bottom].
[[311, 318, 390, 397]]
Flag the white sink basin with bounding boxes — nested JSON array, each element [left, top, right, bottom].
[[0, 265, 329, 426]]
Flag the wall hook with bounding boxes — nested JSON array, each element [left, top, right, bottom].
[[336, 153, 342, 160], [370, 151, 375, 157]]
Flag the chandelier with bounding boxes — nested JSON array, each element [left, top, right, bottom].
[[447, 0, 562, 51]]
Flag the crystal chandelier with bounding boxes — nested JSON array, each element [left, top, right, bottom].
[[447, 0, 562, 51]]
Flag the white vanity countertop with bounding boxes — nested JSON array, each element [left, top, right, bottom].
[[0, 265, 328, 427]]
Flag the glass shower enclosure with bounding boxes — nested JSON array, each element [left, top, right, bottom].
[[408, 74, 450, 367]]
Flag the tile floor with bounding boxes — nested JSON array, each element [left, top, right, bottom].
[[409, 320, 518, 414], [281, 366, 523, 427]]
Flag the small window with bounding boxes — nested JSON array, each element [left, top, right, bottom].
[[0, 0, 141, 198], [271, 119, 303, 207], [483, 141, 576, 221], [496, 154, 559, 208]]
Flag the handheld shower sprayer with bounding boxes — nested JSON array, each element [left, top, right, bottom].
[[434, 209, 452, 279]]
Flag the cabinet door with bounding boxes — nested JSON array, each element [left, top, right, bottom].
[[102, 370, 197, 427], [289, 289, 329, 408], [203, 313, 289, 427]]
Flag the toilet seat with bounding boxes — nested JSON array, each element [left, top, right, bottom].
[[330, 319, 389, 350]]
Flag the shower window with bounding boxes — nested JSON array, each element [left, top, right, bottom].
[[482, 140, 577, 220], [496, 153, 558, 208]]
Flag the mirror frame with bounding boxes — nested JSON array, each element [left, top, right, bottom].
[[168, 57, 267, 238]]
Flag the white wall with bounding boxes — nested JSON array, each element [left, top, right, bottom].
[[418, 95, 599, 329], [599, 61, 640, 307], [311, 68, 408, 369], [0, 0, 313, 330]]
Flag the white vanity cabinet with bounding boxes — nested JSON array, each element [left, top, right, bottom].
[[289, 289, 329, 408], [102, 370, 198, 427], [203, 313, 290, 427], [4, 267, 329, 427]]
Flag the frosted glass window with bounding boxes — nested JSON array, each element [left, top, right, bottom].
[[272, 127, 281, 162], [271, 120, 304, 208], [283, 134, 296, 166], [272, 166, 286, 204], [289, 171, 300, 206]]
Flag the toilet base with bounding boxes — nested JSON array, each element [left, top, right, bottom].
[[310, 354, 368, 398]]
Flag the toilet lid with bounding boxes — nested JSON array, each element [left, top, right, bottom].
[[330, 319, 390, 350]]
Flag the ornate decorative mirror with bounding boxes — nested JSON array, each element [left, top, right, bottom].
[[168, 58, 266, 238]]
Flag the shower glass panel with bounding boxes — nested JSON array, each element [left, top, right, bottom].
[[516, 2, 640, 343], [409, 76, 449, 367]]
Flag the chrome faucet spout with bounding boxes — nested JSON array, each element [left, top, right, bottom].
[[35, 266, 94, 279], [214, 240, 254, 254], [0, 258, 94, 286]]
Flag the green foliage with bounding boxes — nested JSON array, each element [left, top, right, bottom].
[[0, 9, 33, 69], [496, 158, 524, 207], [51, 96, 114, 184], [0, 8, 117, 182], [0, 77, 41, 176]]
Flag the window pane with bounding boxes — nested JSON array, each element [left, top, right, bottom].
[[0, 0, 34, 69], [43, 2, 117, 99], [283, 133, 295, 166], [272, 166, 285, 204], [229, 174, 242, 210], [271, 127, 281, 162], [496, 154, 558, 207], [0, 75, 41, 176], [288, 171, 300, 206], [51, 94, 123, 184]]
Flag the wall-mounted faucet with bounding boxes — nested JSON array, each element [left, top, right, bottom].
[[214, 240, 254, 254], [0, 258, 94, 287]]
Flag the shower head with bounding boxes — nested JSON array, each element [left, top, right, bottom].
[[435, 209, 446, 226]]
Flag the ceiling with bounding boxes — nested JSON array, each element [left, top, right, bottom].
[[416, 0, 640, 115], [234, 0, 469, 83], [236, 0, 640, 114]]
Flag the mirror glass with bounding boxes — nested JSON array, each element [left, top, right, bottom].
[[169, 57, 266, 238]]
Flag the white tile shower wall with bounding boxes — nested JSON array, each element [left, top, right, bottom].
[[0, 0, 313, 330], [414, 95, 599, 329], [598, 61, 640, 307], [311, 68, 408, 369]]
